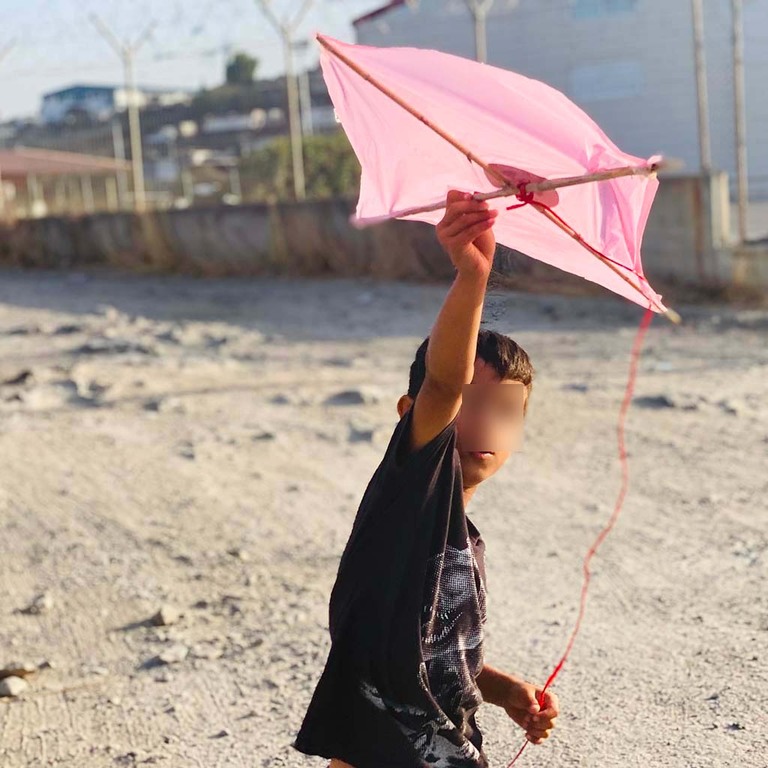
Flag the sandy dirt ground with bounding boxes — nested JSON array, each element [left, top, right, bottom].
[[0, 267, 765, 768]]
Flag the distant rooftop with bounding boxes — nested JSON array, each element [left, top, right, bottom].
[[352, 0, 406, 27], [0, 147, 130, 179], [42, 83, 193, 99]]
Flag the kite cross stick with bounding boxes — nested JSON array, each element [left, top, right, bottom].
[[316, 33, 681, 325], [350, 163, 666, 222]]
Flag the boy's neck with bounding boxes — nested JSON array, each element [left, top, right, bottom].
[[463, 485, 478, 508]]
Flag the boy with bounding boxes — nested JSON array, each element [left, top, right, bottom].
[[293, 190, 560, 767]]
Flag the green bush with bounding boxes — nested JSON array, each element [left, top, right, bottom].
[[239, 131, 361, 202]]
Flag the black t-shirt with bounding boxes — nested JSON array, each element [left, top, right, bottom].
[[293, 404, 490, 767]]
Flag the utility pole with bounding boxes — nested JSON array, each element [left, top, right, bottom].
[[730, 0, 748, 243], [690, 0, 711, 173], [90, 15, 156, 213], [690, 0, 713, 282], [291, 38, 314, 137], [0, 39, 17, 221], [256, 0, 315, 201], [465, 0, 495, 63]]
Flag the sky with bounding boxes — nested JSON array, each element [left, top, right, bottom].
[[0, 0, 384, 120]]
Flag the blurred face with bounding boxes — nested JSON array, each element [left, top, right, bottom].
[[396, 357, 528, 489], [455, 357, 527, 487]]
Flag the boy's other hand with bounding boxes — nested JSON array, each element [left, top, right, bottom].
[[436, 190, 498, 277], [499, 677, 559, 745]]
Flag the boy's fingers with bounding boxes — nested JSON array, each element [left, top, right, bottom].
[[441, 209, 497, 239], [532, 714, 557, 729], [446, 218, 495, 248], [439, 198, 492, 229], [439, 205, 491, 233], [534, 705, 558, 720], [445, 189, 468, 204], [533, 693, 559, 719]]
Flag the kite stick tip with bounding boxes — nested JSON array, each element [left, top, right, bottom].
[[663, 306, 682, 325]]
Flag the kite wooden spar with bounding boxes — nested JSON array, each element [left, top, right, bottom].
[[316, 34, 681, 324]]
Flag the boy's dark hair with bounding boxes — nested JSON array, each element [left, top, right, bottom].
[[407, 329, 534, 411]]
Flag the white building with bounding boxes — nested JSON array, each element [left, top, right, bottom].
[[41, 84, 191, 125], [353, 0, 768, 199]]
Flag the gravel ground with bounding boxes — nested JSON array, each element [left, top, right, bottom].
[[0, 268, 765, 767]]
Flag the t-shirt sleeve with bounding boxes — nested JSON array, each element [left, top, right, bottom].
[[381, 403, 459, 481]]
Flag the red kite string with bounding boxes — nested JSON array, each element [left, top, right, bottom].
[[504, 192, 655, 766]]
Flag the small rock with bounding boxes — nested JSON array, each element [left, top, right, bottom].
[[0, 661, 37, 679], [719, 398, 745, 416], [2, 369, 34, 387], [634, 393, 699, 411], [142, 643, 189, 669], [322, 356, 354, 368], [4, 324, 41, 336], [144, 396, 186, 414], [211, 729, 230, 738], [84, 379, 112, 398], [52, 323, 85, 336], [0, 676, 29, 697], [84, 665, 109, 676], [19, 591, 54, 615], [348, 425, 376, 443], [73, 339, 158, 356], [562, 382, 589, 393], [324, 386, 382, 406], [158, 644, 189, 665], [633, 394, 675, 409], [150, 605, 182, 627], [252, 431, 275, 441], [177, 443, 195, 460], [155, 328, 185, 345], [191, 644, 224, 661]]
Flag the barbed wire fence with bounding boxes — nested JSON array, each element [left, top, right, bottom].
[[0, 0, 359, 219], [0, 0, 766, 246]]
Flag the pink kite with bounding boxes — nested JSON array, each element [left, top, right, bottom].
[[316, 33, 676, 319]]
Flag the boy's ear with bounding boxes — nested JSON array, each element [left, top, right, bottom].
[[397, 394, 414, 418]]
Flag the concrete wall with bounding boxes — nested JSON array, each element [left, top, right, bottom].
[[643, 171, 733, 285], [0, 199, 455, 281], [0, 173, 748, 291]]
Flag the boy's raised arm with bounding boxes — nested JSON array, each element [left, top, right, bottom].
[[407, 190, 498, 454]]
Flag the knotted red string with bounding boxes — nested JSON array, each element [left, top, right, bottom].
[[505, 183, 632, 274], [504, 189, 656, 765]]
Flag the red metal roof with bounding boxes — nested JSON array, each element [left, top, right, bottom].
[[0, 147, 130, 181], [352, 0, 407, 27]]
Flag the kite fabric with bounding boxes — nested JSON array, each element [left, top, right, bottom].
[[316, 33, 666, 313], [293, 405, 492, 767]]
